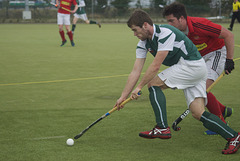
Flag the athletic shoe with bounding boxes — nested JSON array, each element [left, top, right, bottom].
[[60, 40, 67, 47], [228, 27, 232, 31], [223, 107, 233, 120], [97, 22, 101, 28], [71, 40, 75, 47], [139, 126, 171, 139], [204, 130, 218, 135], [222, 132, 240, 154]]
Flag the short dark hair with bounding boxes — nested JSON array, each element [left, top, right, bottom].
[[127, 9, 153, 28], [162, 2, 188, 19]]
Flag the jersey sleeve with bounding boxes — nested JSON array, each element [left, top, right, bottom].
[[157, 29, 175, 52], [73, 0, 77, 6], [136, 40, 148, 58], [78, 0, 85, 7]]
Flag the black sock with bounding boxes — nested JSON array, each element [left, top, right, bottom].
[[72, 24, 76, 31], [90, 20, 97, 24]]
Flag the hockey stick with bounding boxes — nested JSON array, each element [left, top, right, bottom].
[[74, 91, 142, 139], [50, 2, 71, 12], [172, 72, 225, 131]]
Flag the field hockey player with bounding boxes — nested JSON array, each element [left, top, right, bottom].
[[114, 9, 240, 155]]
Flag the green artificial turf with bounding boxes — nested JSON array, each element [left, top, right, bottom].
[[0, 23, 239, 161]]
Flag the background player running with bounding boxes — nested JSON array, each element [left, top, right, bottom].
[[163, 2, 235, 135], [71, 0, 101, 34]]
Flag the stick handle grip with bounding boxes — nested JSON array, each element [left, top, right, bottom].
[[108, 98, 132, 114], [61, 7, 71, 12], [107, 91, 142, 115]]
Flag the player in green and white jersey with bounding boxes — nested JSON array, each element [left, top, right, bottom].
[[114, 9, 240, 154], [71, 0, 101, 34], [136, 24, 202, 66]]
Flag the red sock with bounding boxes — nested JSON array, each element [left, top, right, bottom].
[[216, 100, 226, 113], [206, 92, 226, 123], [59, 30, 66, 41], [67, 31, 73, 41]]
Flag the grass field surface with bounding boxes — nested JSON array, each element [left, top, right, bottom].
[[0, 23, 240, 161]]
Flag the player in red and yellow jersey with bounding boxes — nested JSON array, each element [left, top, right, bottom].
[[56, 0, 78, 46], [163, 2, 235, 136]]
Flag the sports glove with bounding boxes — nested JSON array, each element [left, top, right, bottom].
[[225, 59, 234, 74]]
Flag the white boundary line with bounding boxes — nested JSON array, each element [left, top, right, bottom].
[[30, 135, 66, 140]]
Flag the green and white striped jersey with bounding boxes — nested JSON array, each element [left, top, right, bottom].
[[75, 0, 86, 14], [136, 24, 202, 66]]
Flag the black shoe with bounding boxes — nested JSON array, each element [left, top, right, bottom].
[[222, 107, 233, 120], [97, 22, 101, 28], [228, 27, 232, 31], [71, 40, 75, 47], [60, 40, 67, 47]]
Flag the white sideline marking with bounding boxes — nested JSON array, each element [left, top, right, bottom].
[[31, 136, 66, 140]]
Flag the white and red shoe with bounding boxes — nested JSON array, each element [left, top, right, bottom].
[[222, 132, 240, 154], [139, 126, 171, 139]]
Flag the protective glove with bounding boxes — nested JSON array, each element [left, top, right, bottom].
[[225, 59, 234, 74]]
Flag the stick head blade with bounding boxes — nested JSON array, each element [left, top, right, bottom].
[[175, 127, 181, 131], [172, 123, 181, 131]]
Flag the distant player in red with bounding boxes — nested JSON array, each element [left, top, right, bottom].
[[163, 2, 235, 135], [56, 0, 78, 47]]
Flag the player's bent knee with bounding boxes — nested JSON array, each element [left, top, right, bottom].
[[59, 27, 64, 31], [147, 77, 166, 89], [191, 112, 201, 120], [189, 98, 205, 120]]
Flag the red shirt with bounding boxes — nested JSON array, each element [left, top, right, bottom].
[[58, 0, 77, 14], [186, 16, 225, 56]]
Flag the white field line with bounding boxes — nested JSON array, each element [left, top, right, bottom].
[[31, 135, 66, 140], [0, 136, 66, 142]]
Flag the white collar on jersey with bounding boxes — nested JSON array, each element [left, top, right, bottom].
[[183, 26, 189, 35], [152, 24, 156, 40]]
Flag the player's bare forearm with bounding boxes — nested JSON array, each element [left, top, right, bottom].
[[115, 69, 141, 110], [220, 27, 234, 59], [225, 37, 234, 60], [219, 27, 235, 74], [72, 5, 78, 13], [56, 0, 59, 7], [137, 64, 159, 89], [137, 51, 168, 89], [120, 58, 145, 99], [121, 68, 142, 99]]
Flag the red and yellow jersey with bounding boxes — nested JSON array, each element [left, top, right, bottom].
[[186, 16, 224, 56], [58, 0, 77, 14]]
